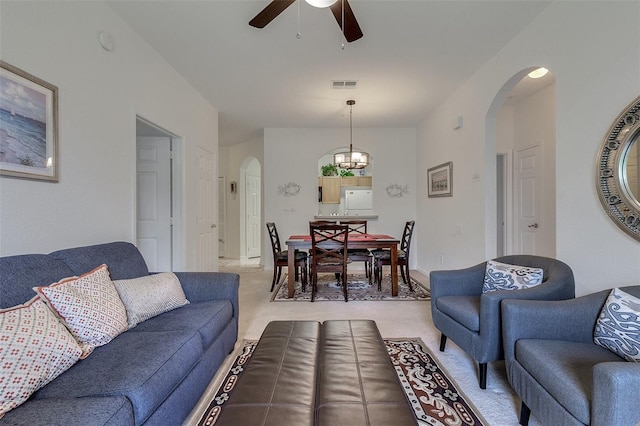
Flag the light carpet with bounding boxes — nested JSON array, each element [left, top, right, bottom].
[[196, 338, 487, 426], [271, 273, 430, 301]]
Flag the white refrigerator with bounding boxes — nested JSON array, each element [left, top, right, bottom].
[[345, 189, 373, 214]]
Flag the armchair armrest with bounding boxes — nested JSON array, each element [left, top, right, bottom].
[[481, 276, 576, 336], [501, 290, 610, 363], [429, 262, 486, 298], [592, 362, 640, 426], [174, 272, 239, 319]]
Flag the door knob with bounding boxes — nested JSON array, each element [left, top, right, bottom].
[[528, 223, 539, 229]]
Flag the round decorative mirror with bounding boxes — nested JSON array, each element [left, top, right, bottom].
[[596, 95, 640, 241]]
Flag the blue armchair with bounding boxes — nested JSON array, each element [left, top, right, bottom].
[[502, 286, 640, 426], [430, 255, 575, 388]]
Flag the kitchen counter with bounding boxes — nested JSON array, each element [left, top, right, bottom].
[[314, 215, 379, 220]]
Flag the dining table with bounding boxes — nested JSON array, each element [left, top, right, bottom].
[[285, 233, 400, 298]]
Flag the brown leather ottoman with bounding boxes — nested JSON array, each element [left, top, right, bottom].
[[215, 320, 415, 425], [214, 321, 321, 425], [317, 320, 416, 426]]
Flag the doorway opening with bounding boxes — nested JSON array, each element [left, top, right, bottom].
[[486, 68, 556, 258], [240, 157, 262, 263], [496, 153, 511, 257], [135, 116, 183, 271]]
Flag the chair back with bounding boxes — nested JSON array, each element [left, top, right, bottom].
[[266, 222, 282, 254], [309, 223, 349, 268], [340, 220, 367, 236], [401, 221, 415, 254], [309, 220, 337, 226]]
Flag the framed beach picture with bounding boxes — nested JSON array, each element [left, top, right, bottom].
[[0, 61, 58, 182], [427, 161, 452, 197]]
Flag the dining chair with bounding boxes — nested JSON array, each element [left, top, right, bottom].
[[372, 220, 415, 291], [266, 222, 307, 292], [309, 223, 350, 302], [340, 220, 373, 283]]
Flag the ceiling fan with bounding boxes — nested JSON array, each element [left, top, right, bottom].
[[249, 0, 363, 43]]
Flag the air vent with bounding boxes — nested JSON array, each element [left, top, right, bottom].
[[332, 80, 358, 89]]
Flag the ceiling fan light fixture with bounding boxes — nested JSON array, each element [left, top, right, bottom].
[[528, 67, 549, 79], [305, 0, 338, 8], [334, 99, 369, 170]]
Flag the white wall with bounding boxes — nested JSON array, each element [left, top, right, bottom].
[[0, 1, 218, 268], [417, 1, 640, 295], [264, 127, 417, 270]]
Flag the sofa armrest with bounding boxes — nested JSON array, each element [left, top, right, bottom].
[[592, 362, 640, 426], [501, 291, 610, 363], [174, 272, 239, 319]]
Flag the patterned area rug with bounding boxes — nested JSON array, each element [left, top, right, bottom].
[[271, 273, 430, 301], [196, 338, 486, 426]]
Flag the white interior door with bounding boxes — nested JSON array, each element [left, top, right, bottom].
[[218, 176, 226, 257], [514, 145, 541, 254], [196, 146, 217, 271], [245, 173, 261, 258], [136, 136, 172, 271]]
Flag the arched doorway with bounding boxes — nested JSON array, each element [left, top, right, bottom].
[[486, 68, 556, 257]]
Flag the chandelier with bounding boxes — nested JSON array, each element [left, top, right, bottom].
[[333, 100, 369, 169]]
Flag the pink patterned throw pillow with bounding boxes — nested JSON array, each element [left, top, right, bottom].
[[0, 296, 83, 418], [34, 264, 128, 358]]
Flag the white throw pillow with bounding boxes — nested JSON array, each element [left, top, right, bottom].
[[0, 296, 83, 418], [594, 288, 640, 362], [34, 264, 128, 358], [482, 260, 544, 293], [112, 272, 189, 329]]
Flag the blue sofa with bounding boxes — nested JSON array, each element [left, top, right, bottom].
[[0, 242, 239, 425], [502, 286, 640, 426]]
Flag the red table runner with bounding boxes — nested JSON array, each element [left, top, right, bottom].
[[289, 234, 395, 241]]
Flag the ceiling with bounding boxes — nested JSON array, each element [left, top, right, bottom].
[[107, 0, 554, 146]]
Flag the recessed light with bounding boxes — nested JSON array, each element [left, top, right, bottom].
[[528, 68, 549, 79], [305, 0, 337, 8]]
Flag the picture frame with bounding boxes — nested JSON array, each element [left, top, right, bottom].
[[0, 61, 58, 182], [427, 161, 453, 197]]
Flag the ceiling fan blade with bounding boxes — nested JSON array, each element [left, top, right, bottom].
[[330, 0, 363, 42], [249, 0, 296, 28]]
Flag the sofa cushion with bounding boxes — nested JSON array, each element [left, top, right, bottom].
[[49, 242, 149, 280], [33, 330, 202, 424], [436, 295, 480, 331], [112, 273, 190, 329], [594, 288, 640, 362], [34, 265, 128, 358], [515, 339, 623, 425], [0, 296, 82, 418], [0, 396, 134, 426], [130, 300, 233, 350], [482, 260, 543, 293], [0, 254, 76, 309]]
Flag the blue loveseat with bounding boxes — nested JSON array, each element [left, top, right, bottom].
[[0, 242, 239, 425]]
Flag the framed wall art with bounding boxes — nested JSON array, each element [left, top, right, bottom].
[[427, 161, 452, 197], [0, 61, 58, 182]]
